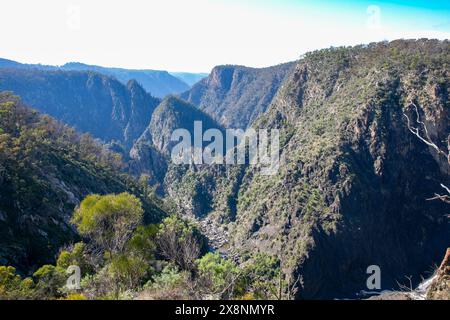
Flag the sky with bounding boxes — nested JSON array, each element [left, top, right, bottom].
[[0, 0, 449, 72]]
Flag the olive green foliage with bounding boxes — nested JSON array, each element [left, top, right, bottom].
[[167, 39, 449, 299], [4, 40, 447, 300], [107, 224, 160, 293], [32, 265, 66, 299], [1, 192, 283, 300], [72, 193, 144, 255], [127, 224, 159, 260], [157, 215, 205, 271], [196, 252, 241, 298], [56, 242, 93, 276], [0, 93, 284, 301], [149, 264, 188, 290], [107, 254, 148, 292], [0, 266, 35, 299], [241, 253, 281, 299], [139, 264, 191, 300]]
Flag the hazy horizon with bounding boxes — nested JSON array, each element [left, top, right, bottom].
[[1, 0, 449, 73]]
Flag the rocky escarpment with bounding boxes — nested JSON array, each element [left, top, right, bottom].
[[180, 62, 295, 129], [166, 39, 450, 298], [129, 96, 224, 188], [0, 69, 160, 149]]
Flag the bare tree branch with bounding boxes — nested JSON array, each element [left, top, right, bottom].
[[403, 103, 450, 206], [403, 103, 448, 159]]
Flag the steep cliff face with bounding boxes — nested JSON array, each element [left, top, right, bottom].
[[148, 96, 223, 156], [180, 62, 295, 129], [0, 69, 160, 149], [129, 96, 223, 189], [166, 39, 450, 298], [129, 127, 168, 187], [0, 93, 164, 274]]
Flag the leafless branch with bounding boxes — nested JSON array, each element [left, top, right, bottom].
[[396, 275, 414, 293], [403, 103, 448, 159], [403, 102, 450, 206]]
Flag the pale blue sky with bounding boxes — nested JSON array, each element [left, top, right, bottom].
[[0, 0, 448, 72]]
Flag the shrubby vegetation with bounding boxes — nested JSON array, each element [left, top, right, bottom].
[[0, 191, 285, 300], [0, 93, 164, 273], [0, 266, 35, 299], [0, 94, 284, 300]]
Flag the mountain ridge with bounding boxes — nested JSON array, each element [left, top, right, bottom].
[[0, 68, 160, 150], [180, 62, 296, 129], [0, 58, 209, 98], [0, 39, 448, 300], [0, 92, 165, 273], [166, 39, 450, 298], [129, 95, 224, 188]]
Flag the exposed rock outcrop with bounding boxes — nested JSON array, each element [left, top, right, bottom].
[[129, 96, 224, 188], [180, 62, 295, 129], [167, 39, 450, 299]]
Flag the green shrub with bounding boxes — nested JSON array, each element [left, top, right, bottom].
[[56, 242, 93, 276], [71, 193, 144, 255], [0, 266, 36, 299], [196, 253, 240, 298], [33, 265, 66, 299]]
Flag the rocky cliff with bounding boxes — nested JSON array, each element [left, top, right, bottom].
[[180, 62, 295, 129], [166, 39, 450, 298], [129, 96, 223, 188]]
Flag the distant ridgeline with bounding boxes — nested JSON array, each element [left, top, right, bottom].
[[0, 58, 208, 98], [0, 68, 161, 151]]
